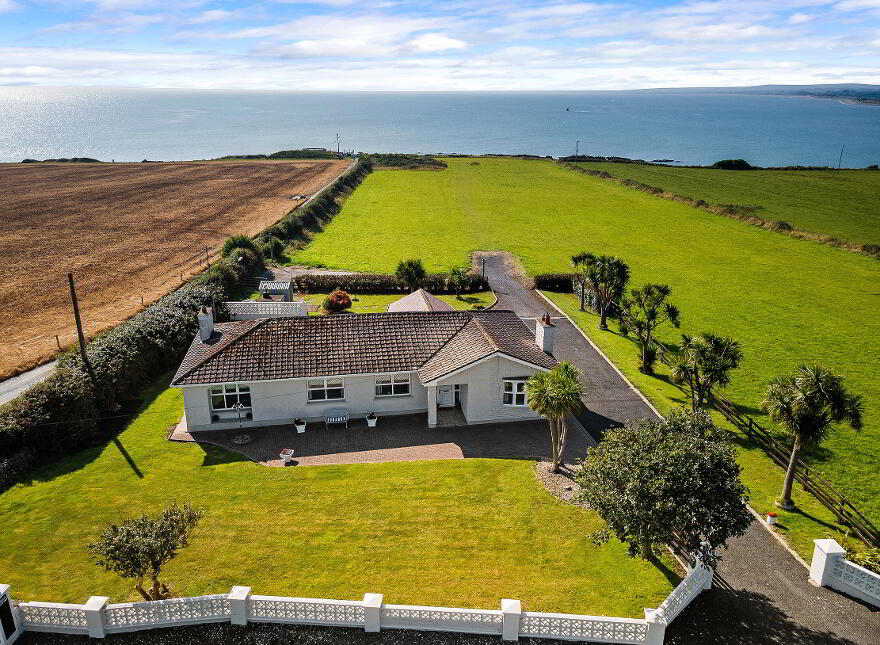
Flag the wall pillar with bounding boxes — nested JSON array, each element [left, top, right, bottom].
[[0, 585, 22, 645], [500, 598, 520, 641], [809, 539, 846, 588], [427, 385, 438, 428], [643, 609, 666, 645], [83, 596, 109, 639], [363, 593, 383, 633], [228, 586, 251, 626]]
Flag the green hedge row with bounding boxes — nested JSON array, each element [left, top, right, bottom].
[[533, 273, 575, 292], [0, 159, 373, 492], [290, 272, 489, 295]]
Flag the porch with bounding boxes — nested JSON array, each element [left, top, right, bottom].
[[171, 412, 594, 467]]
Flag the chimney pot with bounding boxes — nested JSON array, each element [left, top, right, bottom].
[[536, 312, 555, 354], [198, 307, 214, 342]]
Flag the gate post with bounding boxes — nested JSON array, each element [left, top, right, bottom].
[[643, 609, 666, 645], [500, 599, 521, 641], [229, 586, 252, 626], [0, 585, 23, 645], [363, 593, 383, 633], [83, 596, 109, 638]]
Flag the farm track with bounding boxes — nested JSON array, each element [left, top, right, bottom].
[[0, 160, 348, 380]]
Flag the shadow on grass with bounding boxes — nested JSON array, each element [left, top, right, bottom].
[[112, 438, 143, 478], [199, 443, 250, 467], [650, 556, 684, 587], [788, 506, 846, 533]]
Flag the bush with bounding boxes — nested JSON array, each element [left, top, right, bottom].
[[221, 235, 259, 258], [772, 220, 794, 232], [368, 154, 446, 169], [323, 289, 353, 313], [291, 272, 488, 295], [256, 234, 285, 259], [533, 273, 575, 292], [712, 159, 753, 170]]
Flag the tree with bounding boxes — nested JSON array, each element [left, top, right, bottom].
[[527, 362, 584, 473], [445, 267, 469, 299], [577, 410, 750, 567], [762, 365, 862, 510], [670, 333, 742, 411], [395, 259, 426, 292], [618, 284, 680, 374], [89, 503, 203, 601], [323, 288, 352, 313], [570, 252, 630, 329]]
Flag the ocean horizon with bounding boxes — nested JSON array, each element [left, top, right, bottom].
[[1, 86, 878, 167]]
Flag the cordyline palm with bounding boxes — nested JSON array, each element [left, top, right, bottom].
[[528, 362, 584, 472], [571, 252, 630, 329], [619, 284, 680, 373], [762, 365, 862, 509], [395, 258, 426, 292], [446, 267, 469, 299], [670, 333, 742, 411]]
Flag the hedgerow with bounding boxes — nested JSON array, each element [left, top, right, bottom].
[[291, 272, 488, 295], [533, 273, 575, 292], [0, 158, 374, 492]]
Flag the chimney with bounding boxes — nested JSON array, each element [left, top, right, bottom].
[[198, 306, 214, 342], [536, 312, 555, 354]]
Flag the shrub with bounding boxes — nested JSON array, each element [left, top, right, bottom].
[[368, 154, 446, 169], [323, 289, 353, 313], [533, 273, 575, 292], [772, 220, 794, 232], [291, 273, 488, 295], [256, 234, 285, 259], [221, 235, 259, 258], [711, 159, 753, 170]]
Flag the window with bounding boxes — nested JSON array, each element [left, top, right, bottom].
[[210, 383, 251, 411], [308, 377, 344, 401], [502, 379, 527, 407], [376, 373, 411, 396]]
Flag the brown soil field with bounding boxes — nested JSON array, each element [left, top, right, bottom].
[[0, 160, 348, 379]]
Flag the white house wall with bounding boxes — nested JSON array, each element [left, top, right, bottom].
[[433, 355, 543, 424]]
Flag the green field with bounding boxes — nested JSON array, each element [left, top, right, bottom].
[[294, 157, 880, 540], [0, 380, 676, 613], [575, 162, 880, 245]]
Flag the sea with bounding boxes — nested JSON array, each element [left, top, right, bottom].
[[1, 87, 878, 167]]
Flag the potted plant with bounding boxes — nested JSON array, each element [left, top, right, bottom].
[[280, 448, 294, 465], [294, 418, 306, 433], [767, 511, 778, 526], [366, 412, 378, 428]]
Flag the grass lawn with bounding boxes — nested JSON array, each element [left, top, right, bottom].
[[574, 162, 880, 245], [292, 157, 880, 539], [0, 378, 677, 615]]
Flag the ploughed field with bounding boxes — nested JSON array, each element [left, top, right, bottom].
[[0, 160, 347, 379], [294, 157, 880, 557]]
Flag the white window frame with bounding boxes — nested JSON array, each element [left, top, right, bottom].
[[375, 372, 411, 397], [308, 377, 345, 402], [209, 383, 252, 411], [502, 379, 528, 407]]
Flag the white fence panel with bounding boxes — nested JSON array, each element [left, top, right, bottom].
[[248, 596, 365, 627], [653, 564, 712, 624], [19, 602, 89, 634], [519, 612, 650, 643], [381, 604, 503, 635], [829, 558, 880, 607], [226, 301, 307, 319], [103, 595, 231, 633]]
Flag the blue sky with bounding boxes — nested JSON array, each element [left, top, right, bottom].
[[1, 1, 879, 89]]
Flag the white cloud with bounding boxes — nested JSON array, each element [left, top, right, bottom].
[[406, 33, 467, 53], [834, 0, 880, 9], [788, 12, 815, 23]]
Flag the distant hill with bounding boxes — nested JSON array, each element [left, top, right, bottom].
[[642, 83, 880, 102]]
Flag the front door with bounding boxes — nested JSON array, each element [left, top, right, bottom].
[[438, 385, 455, 408]]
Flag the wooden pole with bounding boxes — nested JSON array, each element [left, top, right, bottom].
[[68, 273, 98, 389], [55, 334, 61, 350], [205, 245, 210, 266]]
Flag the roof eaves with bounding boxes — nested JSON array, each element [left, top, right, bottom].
[[171, 317, 270, 386]]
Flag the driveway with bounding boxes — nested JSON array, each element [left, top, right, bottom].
[[477, 251, 880, 645]]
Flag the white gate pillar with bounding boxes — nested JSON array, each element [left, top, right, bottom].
[[500, 598, 521, 641], [643, 609, 666, 645], [809, 539, 846, 588], [229, 586, 251, 626], [363, 593, 383, 632], [84, 596, 109, 638], [427, 386, 438, 427], [0, 585, 22, 645]]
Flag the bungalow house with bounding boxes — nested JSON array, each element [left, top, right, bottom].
[[171, 307, 557, 432]]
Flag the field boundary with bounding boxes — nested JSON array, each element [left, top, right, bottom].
[[557, 161, 879, 260]]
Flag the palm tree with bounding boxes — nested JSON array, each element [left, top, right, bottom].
[[571, 252, 630, 329], [445, 267, 469, 299], [619, 284, 681, 374], [528, 362, 584, 472], [670, 333, 742, 411], [395, 259, 426, 292], [762, 365, 862, 509]]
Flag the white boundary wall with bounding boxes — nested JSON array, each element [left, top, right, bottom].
[[225, 300, 307, 319], [3, 563, 712, 644], [809, 538, 880, 608]]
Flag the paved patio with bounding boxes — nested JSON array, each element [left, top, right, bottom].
[[172, 412, 593, 467]]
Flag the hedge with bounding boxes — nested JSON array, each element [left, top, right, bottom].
[[533, 273, 575, 292], [290, 273, 489, 295], [0, 159, 373, 492]]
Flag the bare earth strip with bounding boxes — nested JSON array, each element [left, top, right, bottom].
[[0, 160, 348, 379]]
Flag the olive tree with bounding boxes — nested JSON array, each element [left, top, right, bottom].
[[577, 410, 750, 568], [618, 284, 680, 374], [89, 503, 204, 601], [445, 267, 469, 298]]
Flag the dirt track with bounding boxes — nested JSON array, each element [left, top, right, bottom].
[[0, 160, 348, 379]]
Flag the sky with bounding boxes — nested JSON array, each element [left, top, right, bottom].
[[1, 1, 880, 90]]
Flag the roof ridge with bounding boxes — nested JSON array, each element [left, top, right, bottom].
[[171, 317, 270, 385], [415, 312, 475, 369], [470, 315, 499, 352]]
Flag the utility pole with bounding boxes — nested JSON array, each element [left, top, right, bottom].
[[336, 133, 341, 155], [68, 273, 98, 389], [836, 145, 845, 173], [576, 140, 580, 156]]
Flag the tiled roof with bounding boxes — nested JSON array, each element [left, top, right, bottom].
[[172, 310, 555, 386], [387, 289, 455, 313]]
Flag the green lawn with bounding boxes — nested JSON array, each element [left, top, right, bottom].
[[0, 378, 677, 615], [292, 157, 880, 538], [574, 162, 880, 245]]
